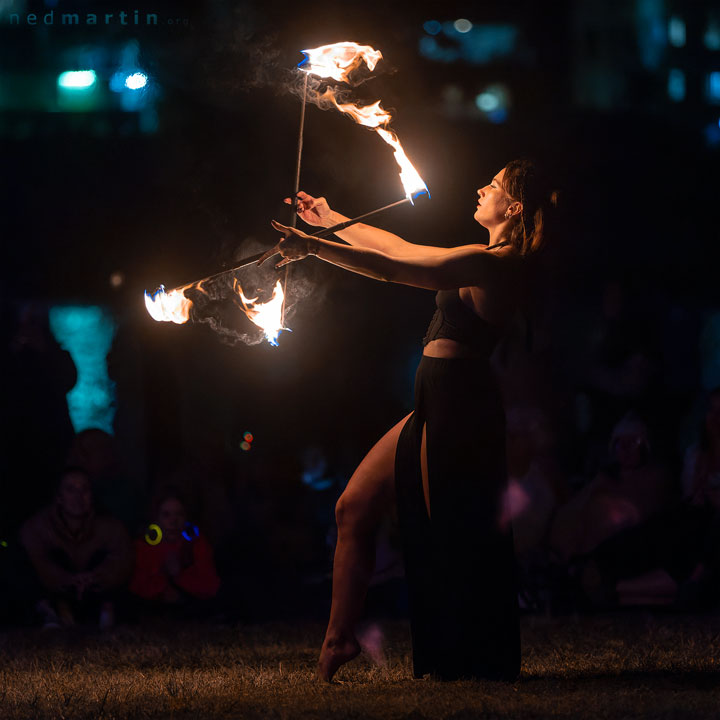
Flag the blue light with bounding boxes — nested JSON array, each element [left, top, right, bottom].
[[419, 36, 460, 63], [487, 108, 508, 124], [48, 306, 117, 435], [475, 84, 510, 122], [708, 72, 720, 104], [57, 70, 97, 90], [668, 68, 686, 101], [125, 72, 148, 90], [423, 20, 441, 36], [453, 19, 473, 34], [636, 0, 666, 70], [705, 120, 720, 148], [705, 21, 720, 50], [182, 524, 200, 542], [476, 92, 500, 112], [668, 16, 686, 47]]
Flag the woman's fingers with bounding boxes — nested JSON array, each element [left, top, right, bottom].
[[271, 219, 312, 239], [256, 245, 280, 267], [270, 219, 292, 235]]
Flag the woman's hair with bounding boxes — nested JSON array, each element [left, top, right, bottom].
[[502, 158, 559, 256]]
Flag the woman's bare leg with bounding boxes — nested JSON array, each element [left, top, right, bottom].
[[318, 413, 411, 682]]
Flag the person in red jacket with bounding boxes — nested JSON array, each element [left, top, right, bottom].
[[130, 490, 220, 609]]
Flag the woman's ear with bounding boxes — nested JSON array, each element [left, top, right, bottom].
[[509, 202, 523, 217]]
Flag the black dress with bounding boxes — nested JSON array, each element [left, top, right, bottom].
[[394, 289, 520, 680]]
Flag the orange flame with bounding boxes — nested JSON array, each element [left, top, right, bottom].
[[299, 42, 383, 82], [144, 285, 193, 324], [235, 279, 287, 346], [319, 89, 428, 200]]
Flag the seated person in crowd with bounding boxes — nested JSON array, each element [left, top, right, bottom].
[[586, 388, 720, 608], [501, 406, 564, 556], [682, 387, 720, 511], [550, 413, 671, 562], [130, 489, 220, 610], [20, 467, 133, 628]]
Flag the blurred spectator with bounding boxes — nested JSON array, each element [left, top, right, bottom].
[[20, 467, 133, 629], [550, 413, 671, 562], [501, 407, 565, 556], [67, 428, 140, 531], [681, 387, 720, 510], [588, 388, 720, 608], [573, 281, 661, 477], [130, 489, 220, 612], [2, 303, 76, 533]]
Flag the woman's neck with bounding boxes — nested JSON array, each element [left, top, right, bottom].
[[487, 222, 511, 247]]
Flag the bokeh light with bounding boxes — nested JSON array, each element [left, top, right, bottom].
[[57, 70, 97, 90], [182, 524, 199, 542], [423, 20, 442, 35], [243, 431, 254, 443], [454, 19, 473, 34], [125, 72, 148, 90]]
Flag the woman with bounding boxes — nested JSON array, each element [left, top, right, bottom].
[[260, 158, 556, 681], [130, 489, 220, 607]]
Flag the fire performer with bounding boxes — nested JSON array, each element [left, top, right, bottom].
[[259, 159, 557, 682]]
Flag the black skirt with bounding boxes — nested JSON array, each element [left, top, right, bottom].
[[395, 355, 520, 680]]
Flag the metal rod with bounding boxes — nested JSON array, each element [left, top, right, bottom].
[[313, 197, 411, 238], [161, 195, 419, 295], [282, 72, 309, 326]]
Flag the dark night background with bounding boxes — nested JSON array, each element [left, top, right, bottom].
[[1, 0, 718, 619]]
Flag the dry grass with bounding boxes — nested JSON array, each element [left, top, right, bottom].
[[1, 613, 719, 719]]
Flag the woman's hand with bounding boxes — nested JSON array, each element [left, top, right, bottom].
[[257, 221, 319, 268], [284, 191, 332, 227]]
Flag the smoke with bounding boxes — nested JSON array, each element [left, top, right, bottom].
[[185, 236, 326, 348]]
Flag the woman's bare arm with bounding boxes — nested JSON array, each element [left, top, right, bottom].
[[314, 239, 510, 290], [289, 192, 451, 257], [320, 210, 452, 258], [264, 222, 513, 291]]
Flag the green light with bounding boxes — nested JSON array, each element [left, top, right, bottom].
[[57, 70, 97, 90]]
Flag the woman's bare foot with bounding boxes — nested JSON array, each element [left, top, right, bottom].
[[317, 634, 361, 682]]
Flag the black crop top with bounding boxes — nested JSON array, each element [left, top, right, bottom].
[[422, 289, 502, 355]]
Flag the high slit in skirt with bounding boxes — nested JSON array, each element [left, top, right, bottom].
[[394, 355, 520, 680]]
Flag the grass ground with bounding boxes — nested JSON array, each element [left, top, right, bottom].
[[1, 613, 718, 719]]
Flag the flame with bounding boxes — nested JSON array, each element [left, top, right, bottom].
[[144, 285, 193, 324], [319, 89, 428, 200], [235, 279, 286, 347], [375, 127, 428, 201], [299, 42, 383, 82]]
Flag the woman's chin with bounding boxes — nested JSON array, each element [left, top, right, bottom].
[[473, 211, 487, 227]]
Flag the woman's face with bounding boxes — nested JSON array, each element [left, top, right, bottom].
[[158, 498, 186, 540], [474, 167, 513, 227]]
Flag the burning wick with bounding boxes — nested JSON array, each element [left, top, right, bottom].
[[144, 285, 194, 324], [235, 279, 288, 347], [144, 277, 289, 348]]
